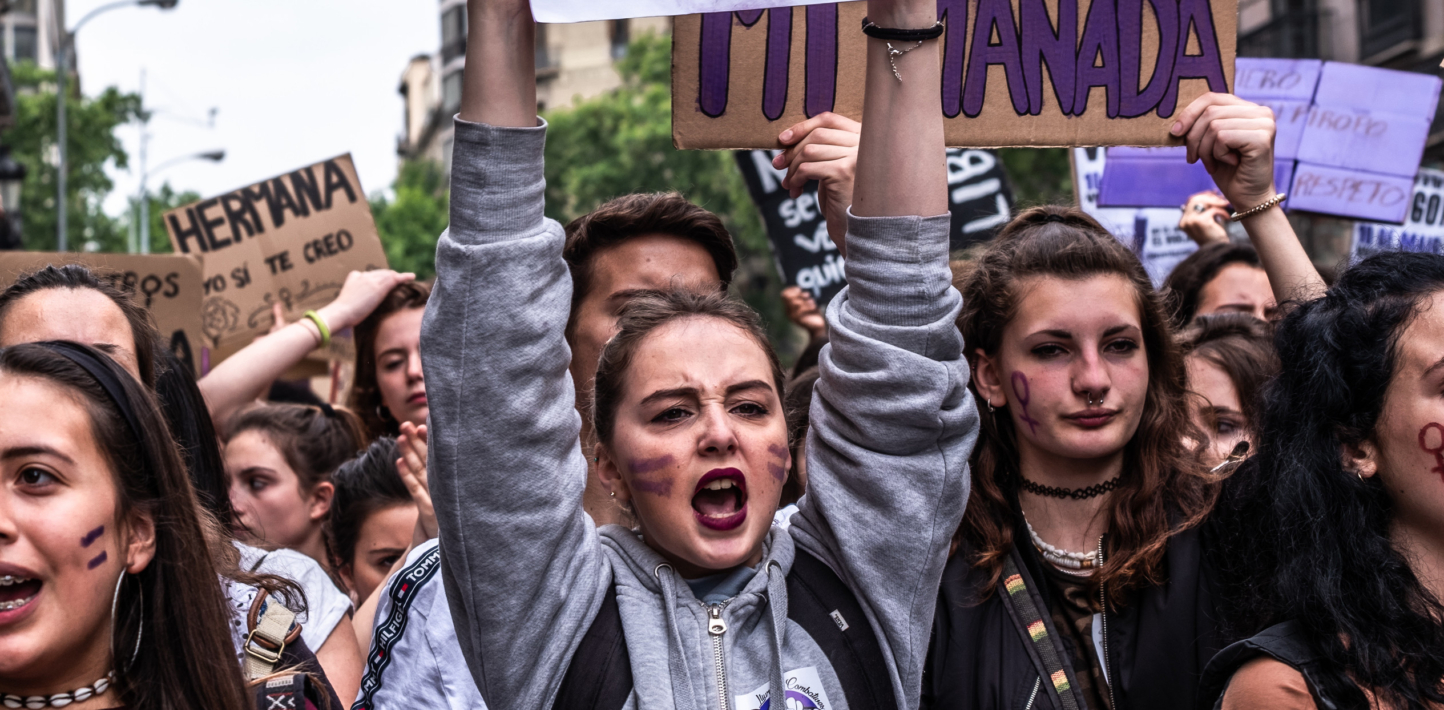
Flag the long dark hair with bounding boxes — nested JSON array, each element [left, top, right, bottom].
[[1215, 252, 1444, 709], [954, 206, 1213, 601], [154, 348, 233, 528], [1178, 313, 1278, 434], [0, 343, 250, 710], [0, 264, 160, 386], [348, 281, 429, 439]]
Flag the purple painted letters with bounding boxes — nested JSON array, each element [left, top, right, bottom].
[[963, 0, 1029, 117]]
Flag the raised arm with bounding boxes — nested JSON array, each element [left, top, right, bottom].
[[1173, 93, 1327, 304], [785, 1, 977, 705], [197, 269, 413, 428], [422, 2, 605, 707]]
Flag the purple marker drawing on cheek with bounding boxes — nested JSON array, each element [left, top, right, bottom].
[[1011, 372, 1041, 434], [87, 551, 107, 570], [767, 443, 789, 481], [629, 455, 676, 497], [80, 525, 104, 547]]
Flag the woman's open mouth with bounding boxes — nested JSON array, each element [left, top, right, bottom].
[[0, 574, 41, 614], [692, 468, 748, 531]]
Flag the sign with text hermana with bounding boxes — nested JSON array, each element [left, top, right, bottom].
[[164, 154, 388, 350], [673, 0, 1238, 149]]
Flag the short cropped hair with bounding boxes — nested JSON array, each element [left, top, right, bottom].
[[562, 193, 739, 334]]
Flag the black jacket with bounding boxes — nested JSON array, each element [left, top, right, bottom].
[[922, 520, 1228, 710]]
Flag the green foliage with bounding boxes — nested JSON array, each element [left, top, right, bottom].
[[371, 160, 449, 281], [999, 147, 1073, 208], [4, 61, 142, 252], [124, 182, 201, 254], [541, 32, 798, 361]]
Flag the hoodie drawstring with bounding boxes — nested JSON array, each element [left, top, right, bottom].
[[765, 560, 789, 708], [654, 563, 701, 710]]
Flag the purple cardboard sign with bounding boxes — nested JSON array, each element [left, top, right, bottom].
[[1097, 147, 1216, 207], [1254, 99, 1311, 159], [1313, 62, 1442, 117], [1297, 108, 1434, 178], [1289, 162, 1414, 223], [1234, 58, 1322, 101]]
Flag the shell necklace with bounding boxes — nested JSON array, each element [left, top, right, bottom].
[[1, 671, 113, 709], [1024, 516, 1097, 575]]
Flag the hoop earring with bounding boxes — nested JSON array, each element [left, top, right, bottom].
[[110, 571, 144, 674], [986, 400, 995, 414]]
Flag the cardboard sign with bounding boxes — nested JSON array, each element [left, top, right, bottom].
[[0, 252, 205, 374], [1073, 147, 1196, 285], [1234, 57, 1320, 159], [673, 0, 1238, 149], [1296, 63, 1441, 179], [735, 146, 1013, 306], [1351, 168, 1444, 260], [529, 0, 831, 23], [164, 154, 388, 351], [1096, 147, 1213, 207]]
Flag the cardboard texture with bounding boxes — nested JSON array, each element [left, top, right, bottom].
[[735, 145, 1013, 305], [1352, 168, 1444, 260], [1072, 147, 1196, 284], [163, 154, 388, 351], [529, 0, 832, 23], [1289, 161, 1416, 223], [0, 252, 205, 374], [1096, 146, 1213, 207], [673, 0, 1238, 149]]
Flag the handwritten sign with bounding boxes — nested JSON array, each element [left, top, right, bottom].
[[1073, 147, 1196, 285], [163, 154, 387, 351], [1350, 168, 1444, 260], [735, 146, 1013, 306], [0, 252, 205, 374], [673, 0, 1238, 149]]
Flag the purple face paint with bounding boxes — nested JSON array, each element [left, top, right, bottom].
[[767, 443, 789, 482], [629, 455, 676, 497], [80, 525, 104, 547], [1011, 372, 1041, 435], [87, 551, 107, 570]]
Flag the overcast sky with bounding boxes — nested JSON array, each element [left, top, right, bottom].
[[70, 0, 439, 218]]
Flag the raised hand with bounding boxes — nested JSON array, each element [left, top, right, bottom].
[[1172, 93, 1277, 213], [781, 286, 827, 339], [1178, 191, 1231, 246], [396, 421, 437, 544], [316, 269, 415, 332], [775, 112, 860, 250]]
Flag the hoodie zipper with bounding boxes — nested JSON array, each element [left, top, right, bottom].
[[704, 600, 731, 709], [1023, 676, 1041, 710], [1097, 534, 1117, 710]]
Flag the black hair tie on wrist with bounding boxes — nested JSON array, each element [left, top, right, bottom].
[[861, 17, 945, 41]]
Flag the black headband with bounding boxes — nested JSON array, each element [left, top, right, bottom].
[[35, 341, 146, 445]]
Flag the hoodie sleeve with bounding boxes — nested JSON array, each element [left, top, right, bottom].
[[787, 210, 978, 710], [420, 116, 606, 709]]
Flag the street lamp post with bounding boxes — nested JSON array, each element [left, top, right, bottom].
[[136, 148, 223, 253], [54, 0, 179, 252]]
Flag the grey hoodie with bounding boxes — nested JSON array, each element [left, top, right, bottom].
[[421, 117, 978, 710]]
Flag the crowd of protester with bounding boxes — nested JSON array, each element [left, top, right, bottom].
[[1, 0, 1442, 708]]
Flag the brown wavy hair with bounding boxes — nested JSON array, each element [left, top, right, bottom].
[[954, 206, 1215, 603], [348, 281, 430, 439]]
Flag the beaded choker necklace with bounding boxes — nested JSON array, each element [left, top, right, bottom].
[[1023, 517, 1097, 575], [0, 671, 113, 709], [1020, 475, 1120, 500]]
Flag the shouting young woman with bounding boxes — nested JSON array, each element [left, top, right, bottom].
[[418, 0, 975, 707]]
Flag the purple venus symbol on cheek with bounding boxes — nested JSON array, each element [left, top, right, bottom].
[[1418, 423, 1444, 482], [1011, 372, 1041, 435], [767, 443, 789, 482]]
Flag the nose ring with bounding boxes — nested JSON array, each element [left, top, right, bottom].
[[1086, 393, 1096, 407]]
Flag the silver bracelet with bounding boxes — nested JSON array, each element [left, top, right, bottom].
[[881, 40, 925, 82], [1229, 193, 1286, 222]]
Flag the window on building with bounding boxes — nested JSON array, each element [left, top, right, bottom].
[[1359, 0, 1419, 60], [12, 25, 36, 64], [11, 0, 37, 15], [535, 23, 556, 71], [441, 5, 467, 64], [442, 70, 463, 115], [610, 19, 630, 59]]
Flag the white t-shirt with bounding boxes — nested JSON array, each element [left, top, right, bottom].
[[354, 539, 487, 710], [229, 541, 353, 655]]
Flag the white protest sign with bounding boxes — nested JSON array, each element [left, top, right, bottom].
[[1073, 147, 1197, 286], [1351, 168, 1444, 261], [530, 0, 831, 23]]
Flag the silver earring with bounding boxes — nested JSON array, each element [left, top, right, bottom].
[[986, 400, 995, 413], [111, 571, 143, 673]]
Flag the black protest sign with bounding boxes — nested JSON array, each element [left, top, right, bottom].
[[163, 154, 388, 350], [735, 148, 1013, 307]]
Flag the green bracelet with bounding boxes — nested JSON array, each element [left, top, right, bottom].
[[303, 310, 331, 348]]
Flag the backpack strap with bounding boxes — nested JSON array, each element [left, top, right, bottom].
[[553, 588, 633, 710], [1197, 621, 1368, 710], [553, 548, 898, 710], [785, 548, 898, 710], [998, 555, 1081, 710], [244, 590, 303, 681]]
